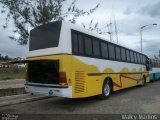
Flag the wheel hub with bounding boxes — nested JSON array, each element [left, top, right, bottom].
[[104, 84, 110, 96]]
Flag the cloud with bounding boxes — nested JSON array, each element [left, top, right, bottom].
[[0, 25, 28, 58], [0, 4, 28, 58], [143, 39, 160, 57], [0, 0, 159, 59], [137, 1, 160, 18], [123, 7, 132, 15], [0, 33, 28, 58]]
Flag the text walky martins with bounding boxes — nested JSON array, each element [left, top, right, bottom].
[[122, 114, 158, 120]]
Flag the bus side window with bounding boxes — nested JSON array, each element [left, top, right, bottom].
[[84, 37, 93, 56], [72, 32, 79, 54], [143, 56, 146, 64], [93, 39, 100, 57], [78, 34, 84, 55], [115, 46, 121, 60], [108, 44, 115, 60], [126, 50, 130, 62], [130, 51, 134, 63], [134, 53, 138, 63], [101, 42, 108, 59], [137, 54, 140, 64], [121, 48, 126, 61], [140, 55, 143, 64]]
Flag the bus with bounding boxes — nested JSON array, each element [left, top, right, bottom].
[[12, 21, 150, 99], [149, 59, 160, 82]]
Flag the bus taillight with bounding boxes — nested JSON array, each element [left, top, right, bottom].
[[59, 72, 67, 83]]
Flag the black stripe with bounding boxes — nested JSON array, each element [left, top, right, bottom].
[[88, 72, 148, 76]]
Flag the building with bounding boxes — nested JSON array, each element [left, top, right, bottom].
[[0, 62, 15, 68]]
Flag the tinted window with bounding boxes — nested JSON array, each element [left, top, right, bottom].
[[140, 55, 143, 63], [85, 37, 92, 56], [116, 46, 121, 60], [108, 44, 115, 59], [121, 48, 126, 61], [93, 39, 100, 57], [72, 32, 78, 54], [130, 51, 134, 62], [137, 54, 141, 63], [28, 60, 59, 84], [126, 50, 130, 62], [78, 34, 84, 54], [101, 42, 108, 58], [134, 53, 138, 63], [143, 56, 146, 64], [30, 21, 62, 51]]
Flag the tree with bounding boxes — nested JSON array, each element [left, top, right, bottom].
[[82, 19, 98, 31], [0, 0, 100, 45], [4, 55, 9, 61], [0, 54, 11, 61]]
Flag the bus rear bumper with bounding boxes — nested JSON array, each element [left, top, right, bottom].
[[25, 84, 72, 98]]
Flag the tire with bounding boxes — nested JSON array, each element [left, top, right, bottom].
[[141, 76, 146, 86], [99, 79, 112, 99]]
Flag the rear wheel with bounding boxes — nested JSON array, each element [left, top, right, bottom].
[[141, 76, 146, 86], [99, 79, 112, 99]]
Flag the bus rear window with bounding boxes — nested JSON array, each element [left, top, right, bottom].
[[29, 21, 62, 51], [28, 60, 59, 84]]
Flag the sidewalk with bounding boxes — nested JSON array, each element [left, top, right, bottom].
[[0, 79, 25, 89], [0, 94, 50, 107], [0, 79, 25, 97], [0, 79, 51, 107]]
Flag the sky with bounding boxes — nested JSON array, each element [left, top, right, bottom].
[[0, 0, 160, 58]]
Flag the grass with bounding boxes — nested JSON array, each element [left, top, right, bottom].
[[0, 67, 25, 80]]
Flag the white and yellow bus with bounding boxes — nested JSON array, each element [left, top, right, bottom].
[[13, 21, 150, 99]]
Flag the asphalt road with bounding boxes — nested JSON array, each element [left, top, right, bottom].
[[0, 81, 160, 119]]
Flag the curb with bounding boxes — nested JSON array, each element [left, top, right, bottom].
[[0, 94, 52, 107], [0, 87, 25, 97]]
